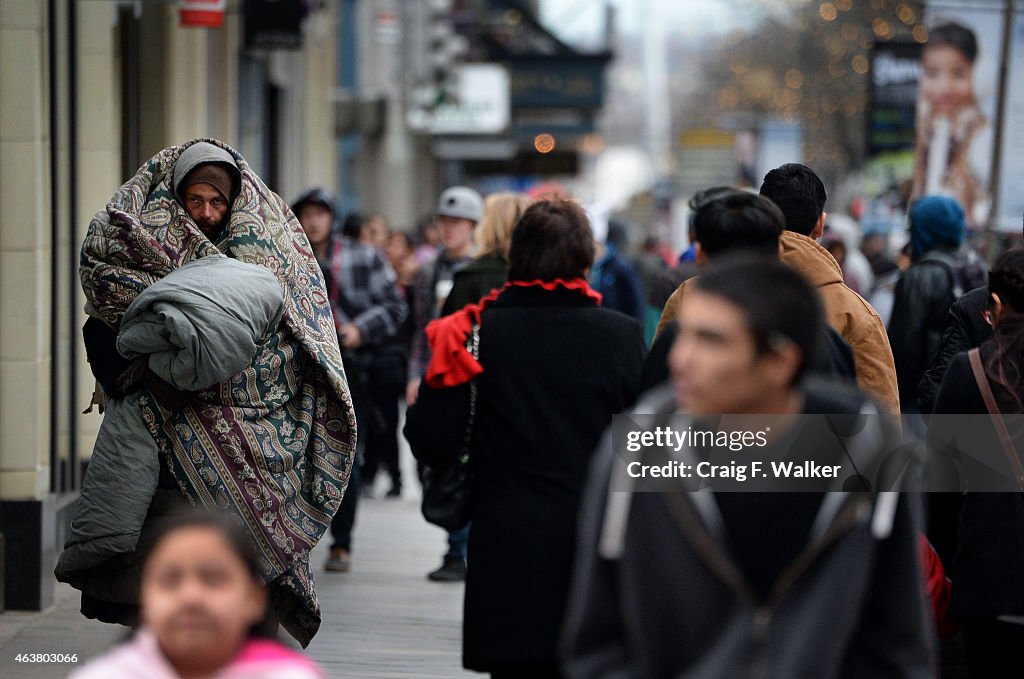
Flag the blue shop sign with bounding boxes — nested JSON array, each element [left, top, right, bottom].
[[508, 56, 610, 109]]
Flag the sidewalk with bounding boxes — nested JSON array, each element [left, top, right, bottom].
[[306, 491, 475, 678], [0, 450, 476, 678]]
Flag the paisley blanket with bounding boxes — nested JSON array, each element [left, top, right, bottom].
[[78, 139, 356, 646]]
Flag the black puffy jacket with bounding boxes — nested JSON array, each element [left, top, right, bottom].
[[887, 247, 987, 411]]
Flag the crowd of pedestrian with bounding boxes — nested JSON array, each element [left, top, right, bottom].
[[62, 137, 1023, 679], [400, 164, 1019, 678]]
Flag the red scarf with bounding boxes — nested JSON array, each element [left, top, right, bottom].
[[424, 278, 602, 388]]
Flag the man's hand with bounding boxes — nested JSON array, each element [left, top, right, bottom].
[[116, 358, 195, 410], [341, 323, 363, 350], [406, 377, 421, 406], [141, 368, 196, 411], [114, 357, 150, 399]]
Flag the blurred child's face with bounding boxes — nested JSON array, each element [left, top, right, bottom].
[[142, 526, 266, 674], [921, 44, 974, 117]]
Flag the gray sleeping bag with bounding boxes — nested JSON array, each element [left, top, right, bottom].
[[56, 256, 284, 605], [117, 256, 285, 391]]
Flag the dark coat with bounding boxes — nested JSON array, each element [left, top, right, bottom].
[[592, 248, 645, 322], [888, 248, 987, 410], [562, 384, 933, 679], [930, 343, 1024, 619], [913, 287, 990, 566], [441, 252, 508, 315], [404, 285, 645, 671], [917, 286, 991, 415]]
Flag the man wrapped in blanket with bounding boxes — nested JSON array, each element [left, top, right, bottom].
[[56, 140, 356, 647]]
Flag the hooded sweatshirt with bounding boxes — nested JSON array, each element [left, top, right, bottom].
[[171, 141, 241, 204]]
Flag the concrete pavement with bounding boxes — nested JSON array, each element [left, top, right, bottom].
[[306, 490, 475, 678], [0, 451, 476, 678]]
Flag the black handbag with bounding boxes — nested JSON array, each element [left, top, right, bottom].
[[420, 324, 479, 532]]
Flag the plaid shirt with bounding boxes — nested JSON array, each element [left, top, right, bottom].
[[408, 251, 474, 379], [324, 237, 407, 347]]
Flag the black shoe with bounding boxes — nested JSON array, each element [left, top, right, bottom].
[[325, 548, 351, 573], [427, 557, 466, 582]]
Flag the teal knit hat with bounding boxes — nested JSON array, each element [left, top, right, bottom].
[[909, 196, 966, 258]]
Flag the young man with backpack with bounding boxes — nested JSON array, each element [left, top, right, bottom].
[[887, 195, 987, 413]]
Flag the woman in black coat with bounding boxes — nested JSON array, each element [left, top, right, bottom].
[[930, 247, 1024, 677], [405, 199, 645, 679]]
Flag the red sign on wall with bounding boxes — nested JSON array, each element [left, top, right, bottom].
[[180, 0, 226, 28]]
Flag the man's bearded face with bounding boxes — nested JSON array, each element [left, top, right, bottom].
[[183, 183, 229, 238]]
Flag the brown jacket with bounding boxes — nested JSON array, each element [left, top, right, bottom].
[[655, 232, 900, 413]]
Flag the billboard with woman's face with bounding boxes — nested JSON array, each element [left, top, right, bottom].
[[912, 3, 1004, 229]]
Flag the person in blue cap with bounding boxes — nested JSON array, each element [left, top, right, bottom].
[[887, 195, 987, 415]]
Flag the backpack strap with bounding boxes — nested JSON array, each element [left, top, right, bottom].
[[919, 250, 964, 298], [968, 348, 1024, 490]]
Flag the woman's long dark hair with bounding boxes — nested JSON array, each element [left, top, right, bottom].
[[985, 248, 1024, 412]]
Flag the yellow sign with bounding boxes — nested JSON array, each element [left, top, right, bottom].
[[678, 129, 734, 148]]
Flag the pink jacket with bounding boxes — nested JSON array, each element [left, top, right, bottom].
[[70, 628, 325, 679]]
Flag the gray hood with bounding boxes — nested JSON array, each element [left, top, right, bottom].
[[171, 141, 241, 202]]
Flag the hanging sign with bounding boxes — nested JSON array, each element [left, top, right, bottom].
[[180, 0, 226, 28]]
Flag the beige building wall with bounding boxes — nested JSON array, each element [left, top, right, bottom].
[[0, 0, 120, 496], [299, 4, 339, 197], [137, 3, 335, 202], [75, 0, 121, 457], [136, 6, 239, 159], [0, 0, 53, 501], [207, 12, 240, 144], [166, 9, 211, 146], [268, 3, 339, 203], [353, 0, 430, 228]]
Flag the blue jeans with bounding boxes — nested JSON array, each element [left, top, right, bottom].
[[446, 524, 470, 561]]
